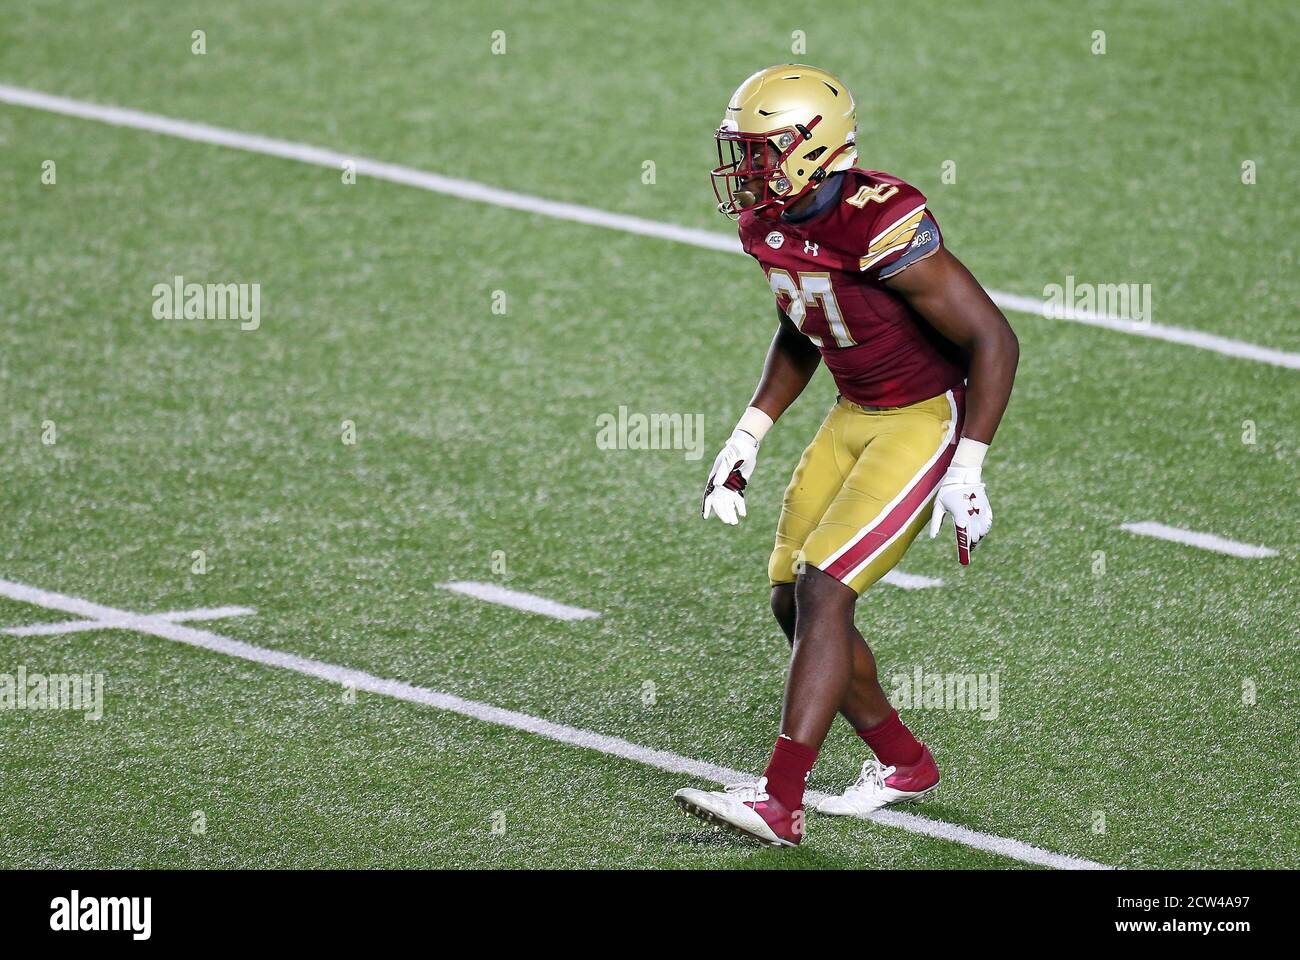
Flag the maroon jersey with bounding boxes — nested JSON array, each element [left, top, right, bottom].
[[737, 169, 966, 408]]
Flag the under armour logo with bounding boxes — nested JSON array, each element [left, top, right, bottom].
[[804, 241, 819, 256], [964, 492, 980, 516]]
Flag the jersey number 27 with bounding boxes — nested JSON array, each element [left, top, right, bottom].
[[769, 269, 855, 349]]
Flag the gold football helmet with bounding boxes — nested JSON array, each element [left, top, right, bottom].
[[711, 64, 858, 219]]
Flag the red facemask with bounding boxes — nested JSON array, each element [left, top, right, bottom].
[[711, 116, 849, 219]]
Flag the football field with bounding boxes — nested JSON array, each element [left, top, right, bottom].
[[1, 0, 1297, 870]]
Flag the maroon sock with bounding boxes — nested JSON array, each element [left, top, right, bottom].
[[858, 709, 924, 767], [761, 736, 819, 811]]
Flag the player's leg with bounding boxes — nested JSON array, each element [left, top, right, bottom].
[[796, 390, 963, 817], [771, 581, 889, 732], [775, 391, 961, 739], [714, 396, 955, 833], [676, 402, 857, 846], [675, 392, 958, 843], [686, 566, 852, 846], [841, 621, 892, 729], [767, 402, 888, 733], [761, 565, 917, 820], [779, 566, 858, 746], [767, 398, 882, 716], [769, 582, 796, 640]]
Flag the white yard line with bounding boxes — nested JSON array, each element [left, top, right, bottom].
[[0, 575, 1110, 869], [440, 575, 934, 612], [879, 570, 944, 590], [991, 293, 1300, 369], [1, 83, 1297, 371], [439, 581, 600, 621], [1120, 522, 1279, 558], [3, 605, 255, 636]]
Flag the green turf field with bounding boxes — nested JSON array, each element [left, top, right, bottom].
[[1, 0, 1296, 869]]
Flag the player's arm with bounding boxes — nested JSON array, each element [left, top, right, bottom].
[[883, 247, 1019, 561], [882, 247, 1018, 443], [749, 307, 822, 421], [702, 308, 820, 525]]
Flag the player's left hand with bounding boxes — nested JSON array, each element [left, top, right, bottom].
[[928, 465, 992, 564]]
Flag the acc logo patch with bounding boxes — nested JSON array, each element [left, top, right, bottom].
[[765, 231, 785, 249]]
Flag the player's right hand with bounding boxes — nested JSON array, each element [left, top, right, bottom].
[[702, 429, 760, 525]]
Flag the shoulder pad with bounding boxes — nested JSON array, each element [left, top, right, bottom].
[[843, 171, 932, 273]]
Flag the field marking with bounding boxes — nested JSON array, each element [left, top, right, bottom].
[[1, 82, 1296, 371], [879, 570, 944, 590], [439, 581, 600, 621], [1120, 522, 1279, 558], [3, 605, 255, 637], [440, 575, 935, 611], [0, 575, 1110, 870], [990, 293, 1299, 369]]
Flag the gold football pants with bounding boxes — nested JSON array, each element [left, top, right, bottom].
[[769, 387, 964, 595]]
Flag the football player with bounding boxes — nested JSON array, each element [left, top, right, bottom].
[[676, 65, 1019, 847]]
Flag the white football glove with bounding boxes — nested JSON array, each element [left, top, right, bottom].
[[928, 463, 992, 565], [702, 428, 760, 525]]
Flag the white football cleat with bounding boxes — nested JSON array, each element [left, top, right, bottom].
[[674, 777, 802, 847], [815, 747, 940, 817]]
